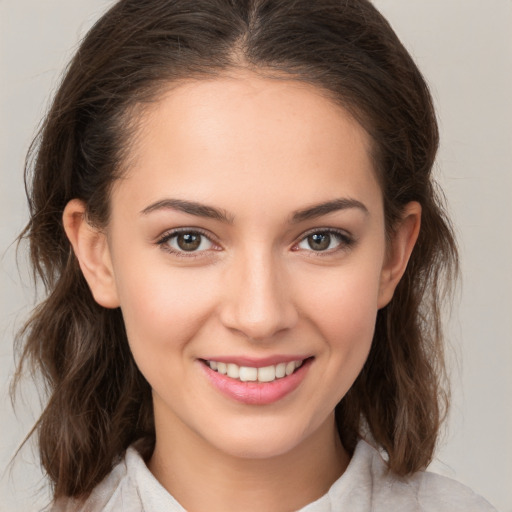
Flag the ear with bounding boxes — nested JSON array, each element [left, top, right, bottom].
[[377, 201, 421, 309], [62, 199, 120, 309]]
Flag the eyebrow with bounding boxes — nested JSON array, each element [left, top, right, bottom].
[[290, 198, 369, 224], [141, 199, 235, 223], [140, 197, 368, 224]]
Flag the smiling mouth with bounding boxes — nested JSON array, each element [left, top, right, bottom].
[[201, 358, 311, 383]]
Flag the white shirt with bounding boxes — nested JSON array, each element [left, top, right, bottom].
[[53, 439, 497, 511]]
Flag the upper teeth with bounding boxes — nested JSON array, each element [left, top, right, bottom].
[[207, 360, 303, 382]]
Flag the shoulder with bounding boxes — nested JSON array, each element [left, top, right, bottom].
[[408, 469, 498, 512], [324, 439, 498, 512], [50, 448, 143, 512], [50, 446, 184, 512], [366, 440, 497, 511]]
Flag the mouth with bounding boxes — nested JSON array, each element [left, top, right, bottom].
[[199, 357, 314, 405], [201, 358, 308, 383]]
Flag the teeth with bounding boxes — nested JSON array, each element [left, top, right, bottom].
[[239, 366, 258, 382], [206, 359, 305, 383], [275, 363, 286, 378], [285, 361, 296, 376], [257, 365, 276, 382], [227, 363, 239, 379]]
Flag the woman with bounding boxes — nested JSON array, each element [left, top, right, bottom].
[[13, 0, 497, 510]]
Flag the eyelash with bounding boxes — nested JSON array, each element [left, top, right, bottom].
[[156, 228, 219, 258], [156, 228, 355, 258], [294, 228, 355, 256]]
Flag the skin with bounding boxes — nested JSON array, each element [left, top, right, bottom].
[[64, 71, 420, 512]]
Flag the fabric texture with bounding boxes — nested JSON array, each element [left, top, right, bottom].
[[52, 439, 497, 512]]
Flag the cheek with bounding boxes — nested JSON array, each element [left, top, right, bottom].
[[299, 261, 382, 340], [295, 261, 382, 400], [114, 263, 218, 368]]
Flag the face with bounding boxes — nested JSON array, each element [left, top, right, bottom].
[[75, 72, 413, 461]]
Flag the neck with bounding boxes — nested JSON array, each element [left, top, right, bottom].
[[148, 410, 349, 512]]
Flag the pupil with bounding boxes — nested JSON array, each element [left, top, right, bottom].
[[308, 233, 330, 251], [177, 233, 201, 251]]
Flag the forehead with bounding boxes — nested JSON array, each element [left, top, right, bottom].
[[114, 71, 382, 217]]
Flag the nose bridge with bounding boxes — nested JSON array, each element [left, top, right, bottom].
[[220, 244, 297, 341]]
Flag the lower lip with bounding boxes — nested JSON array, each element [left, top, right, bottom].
[[200, 358, 312, 405]]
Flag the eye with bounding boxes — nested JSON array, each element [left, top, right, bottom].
[[157, 229, 216, 255], [295, 230, 353, 253]]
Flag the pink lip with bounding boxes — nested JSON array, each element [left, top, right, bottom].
[[199, 357, 313, 405]]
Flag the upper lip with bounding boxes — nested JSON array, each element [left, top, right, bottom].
[[199, 355, 312, 368]]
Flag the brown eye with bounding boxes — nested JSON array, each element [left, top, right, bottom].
[[307, 233, 332, 251], [177, 233, 202, 251], [296, 230, 353, 253], [161, 230, 214, 254]]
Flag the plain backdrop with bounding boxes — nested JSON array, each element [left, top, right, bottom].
[[1, 1, 511, 511]]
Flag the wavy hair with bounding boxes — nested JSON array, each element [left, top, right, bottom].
[[14, 0, 458, 500]]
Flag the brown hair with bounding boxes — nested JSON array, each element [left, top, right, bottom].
[[14, 0, 458, 501]]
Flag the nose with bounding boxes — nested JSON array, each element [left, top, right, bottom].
[[219, 249, 298, 342]]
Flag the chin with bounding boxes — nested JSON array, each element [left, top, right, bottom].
[[215, 434, 302, 460], [200, 414, 326, 461]]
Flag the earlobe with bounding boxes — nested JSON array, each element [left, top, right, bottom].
[[62, 199, 120, 309], [377, 201, 421, 309]]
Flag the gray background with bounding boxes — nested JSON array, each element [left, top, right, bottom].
[[1, 1, 511, 510]]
